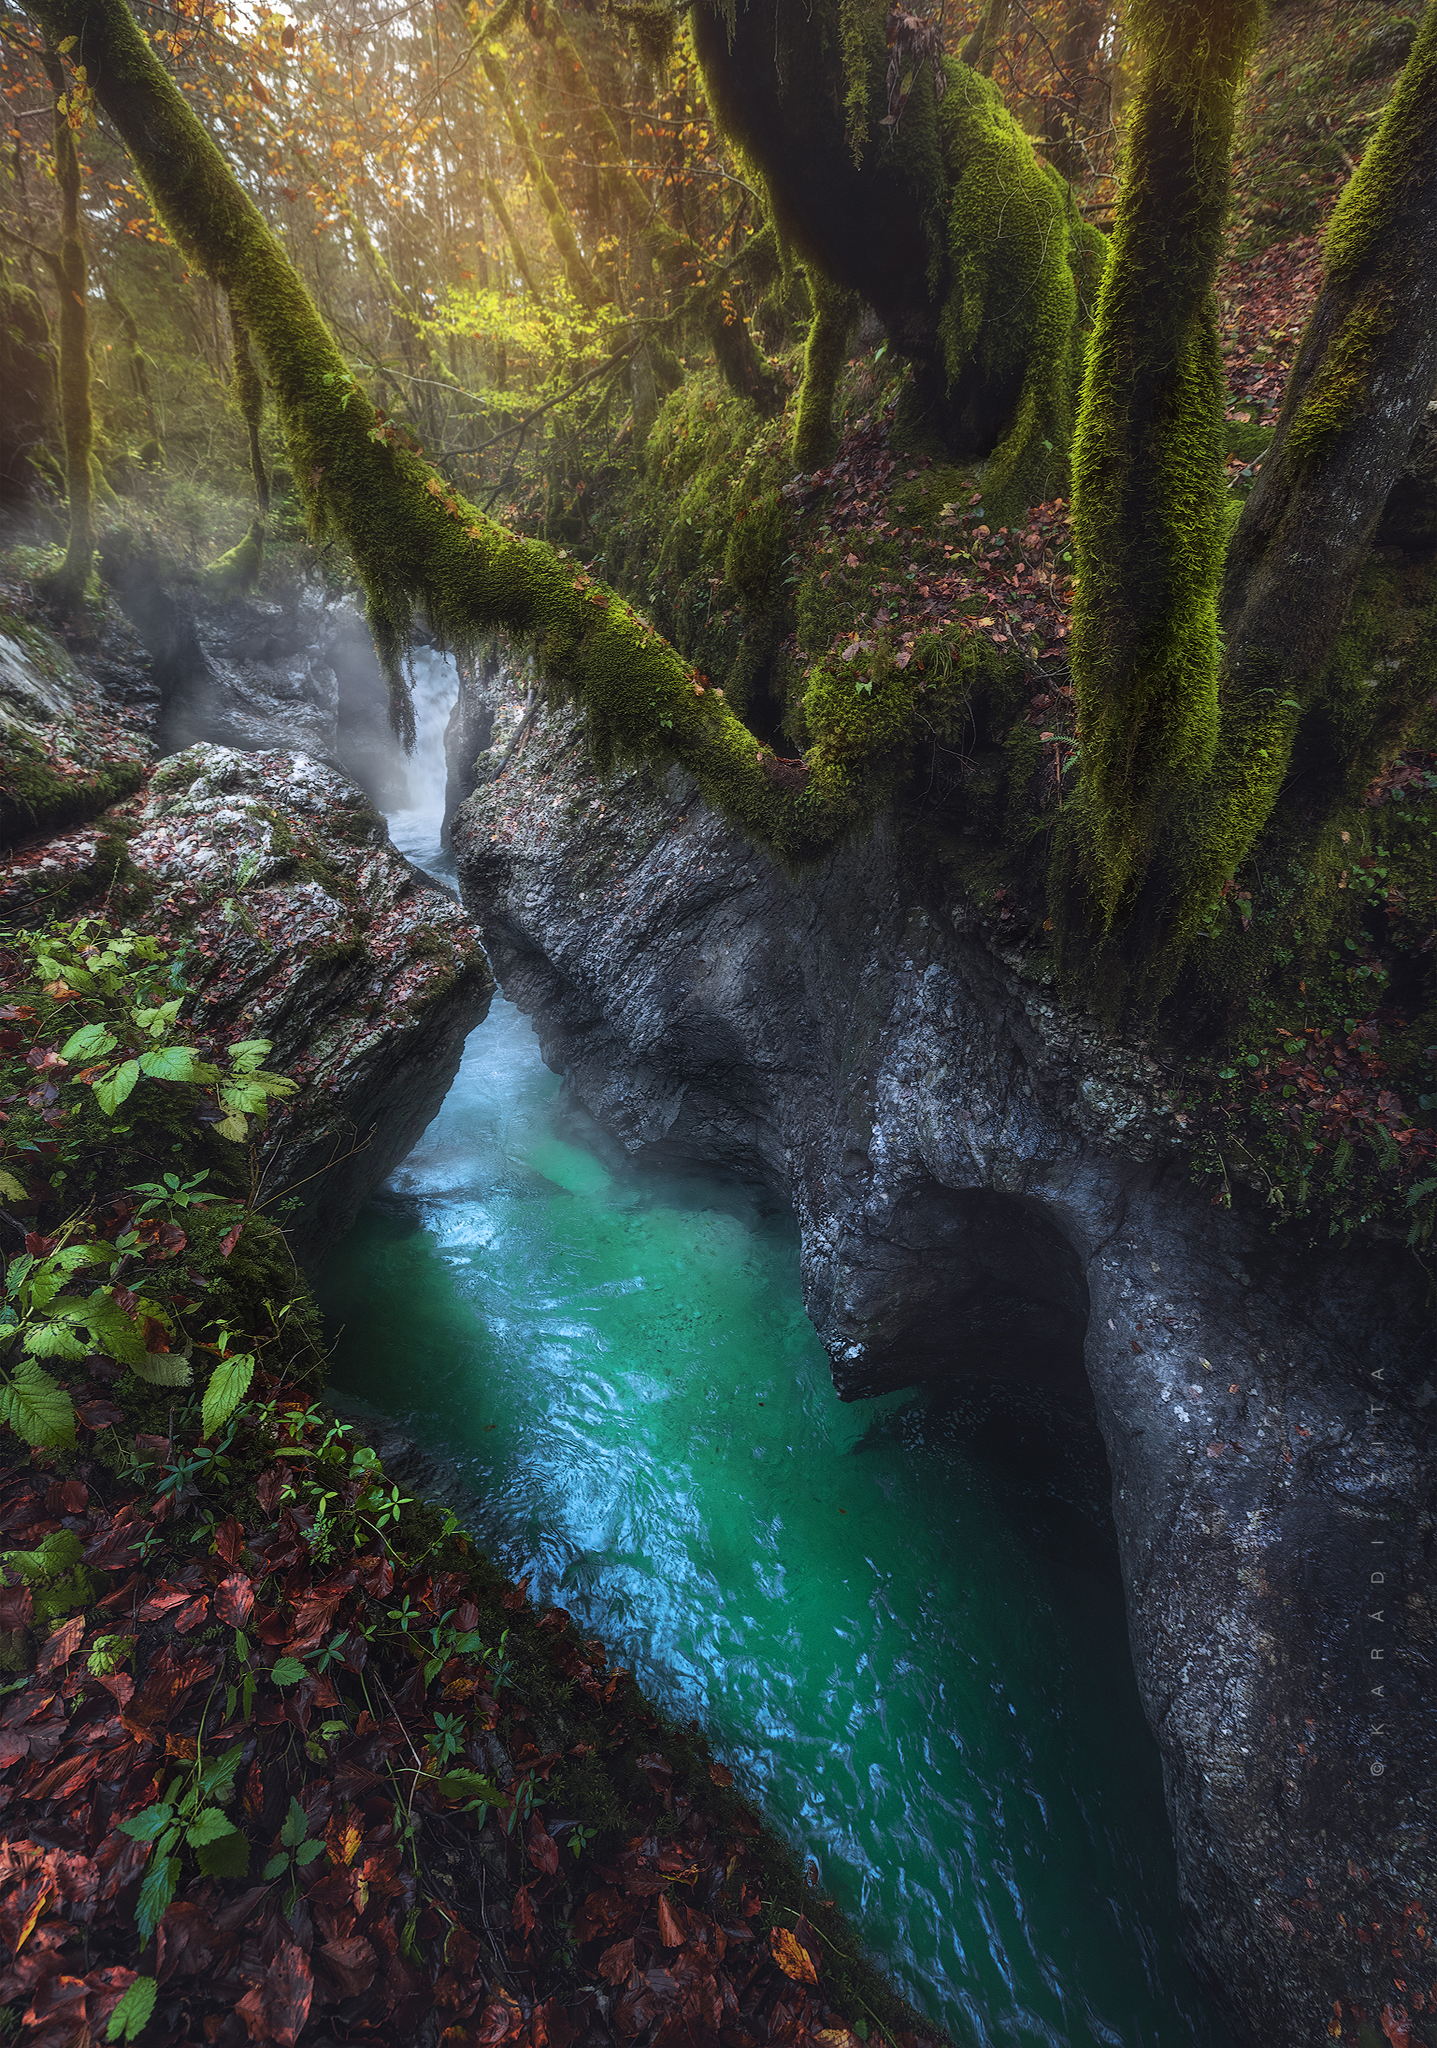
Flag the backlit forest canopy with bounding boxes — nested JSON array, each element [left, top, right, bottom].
[[1, 0, 1433, 1247]]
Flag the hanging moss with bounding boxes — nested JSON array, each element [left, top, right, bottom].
[[228, 299, 270, 513]]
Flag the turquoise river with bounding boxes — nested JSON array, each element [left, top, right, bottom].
[[316, 656, 1229, 2048]]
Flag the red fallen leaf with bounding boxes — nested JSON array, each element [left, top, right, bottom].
[[236, 1937, 312, 2047], [220, 1221, 244, 1259], [531, 1993, 577, 2048], [474, 1999, 524, 2044], [173, 1592, 210, 1634], [155, 1901, 224, 1983], [76, 1397, 125, 1430], [214, 1517, 246, 1567], [92, 1669, 134, 1708], [708, 1761, 734, 1789], [25, 1746, 100, 1805], [317, 1933, 377, 1998], [0, 1580, 35, 1630], [526, 1815, 560, 1877], [355, 1552, 394, 1599], [637, 1752, 673, 1794], [598, 1937, 635, 1985], [513, 1884, 537, 1937], [657, 1893, 685, 1947], [44, 1478, 87, 1517], [256, 1468, 288, 1513], [288, 1586, 344, 1653], [573, 1887, 631, 1945], [215, 1572, 255, 1627], [0, 1876, 55, 1957], [501, 1575, 531, 1612], [134, 1582, 192, 1624], [22, 1968, 89, 2030]]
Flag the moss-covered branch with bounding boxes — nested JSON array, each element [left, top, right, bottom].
[[21, 0, 937, 851]]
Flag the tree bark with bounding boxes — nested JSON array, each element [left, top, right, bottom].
[[1220, 0, 1437, 809], [42, 50, 94, 610]]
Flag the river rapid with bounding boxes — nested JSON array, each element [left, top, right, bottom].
[[316, 654, 1229, 2048]]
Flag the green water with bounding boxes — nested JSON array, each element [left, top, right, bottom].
[[317, 999, 1229, 2048]]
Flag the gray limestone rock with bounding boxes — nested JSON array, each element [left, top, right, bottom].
[[452, 703, 1434, 2048]]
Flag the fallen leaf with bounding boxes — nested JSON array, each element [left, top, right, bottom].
[[769, 1925, 818, 1985]]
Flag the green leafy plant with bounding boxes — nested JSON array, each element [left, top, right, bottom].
[[1, 1528, 103, 1626], [117, 1740, 248, 1936], [106, 1977, 158, 2044], [262, 1793, 326, 1909]]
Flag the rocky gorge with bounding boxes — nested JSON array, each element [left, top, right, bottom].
[[449, 684, 1435, 2048], [2, 569, 1432, 2048]]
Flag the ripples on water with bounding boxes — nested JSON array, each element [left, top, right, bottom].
[[318, 654, 1228, 2048]]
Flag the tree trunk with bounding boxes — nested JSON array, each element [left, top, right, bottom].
[[1220, 0, 1437, 812], [1066, 0, 1261, 927], [42, 51, 94, 610], [792, 269, 857, 471]]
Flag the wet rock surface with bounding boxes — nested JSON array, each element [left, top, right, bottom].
[[97, 537, 412, 808], [452, 704, 1434, 2048], [1, 615, 494, 1264]]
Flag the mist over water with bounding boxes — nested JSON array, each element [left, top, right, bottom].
[[319, 659, 1229, 2048]]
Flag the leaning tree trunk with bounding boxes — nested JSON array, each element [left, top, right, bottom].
[[17, 0, 888, 850]]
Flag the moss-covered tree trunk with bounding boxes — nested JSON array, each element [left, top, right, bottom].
[[792, 270, 857, 471], [18, 0, 878, 846], [1220, 1, 1437, 808], [1066, 0, 1261, 925], [42, 50, 95, 610], [0, 258, 59, 499], [1061, 0, 1437, 1004]]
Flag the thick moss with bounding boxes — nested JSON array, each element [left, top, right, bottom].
[[792, 270, 856, 471], [1066, 1, 1261, 927], [0, 755, 144, 852], [202, 516, 265, 596], [936, 66, 1085, 521]]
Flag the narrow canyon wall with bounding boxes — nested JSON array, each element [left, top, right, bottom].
[[451, 698, 1434, 2048]]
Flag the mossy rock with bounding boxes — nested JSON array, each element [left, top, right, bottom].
[[202, 518, 265, 596], [0, 756, 144, 853]]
